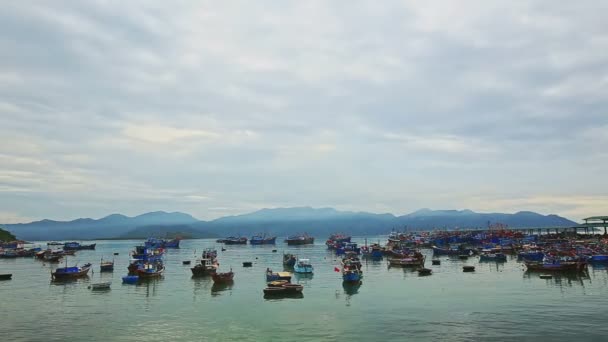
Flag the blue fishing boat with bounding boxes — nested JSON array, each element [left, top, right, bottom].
[[342, 267, 362, 283], [250, 234, 277, 245], [283, 253, 296, 267], [52, 262, 92, 280], [136, 261, 165, 278], [163, 238, 180, 248], [518, 251, 544, 261], [122, 275, 139, 284], [63, 242, 96, 250], [294, 259, 313, 274], [588, 255, 608, 263], [144, 238, 180, 249], [336, 243, 361, 255]]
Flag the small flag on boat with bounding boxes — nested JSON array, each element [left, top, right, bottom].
[[334, 267, 340, 272]]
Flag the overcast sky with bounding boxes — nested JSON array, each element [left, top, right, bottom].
[[1, 1, 607, 223]]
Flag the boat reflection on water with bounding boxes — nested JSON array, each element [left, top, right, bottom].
[[51, 275, 90, 285], [342, 281, 361, 296], [135, 277, 162, 298], [263, 292, 304, 301], [523, 270, 590, 288], [211, 281, 234, 296]]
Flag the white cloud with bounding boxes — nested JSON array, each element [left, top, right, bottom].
[[0, 1, 606, 222]]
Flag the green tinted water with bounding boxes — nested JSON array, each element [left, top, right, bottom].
[[1, 238, 607, 341]]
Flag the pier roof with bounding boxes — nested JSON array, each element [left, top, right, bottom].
[[583, 216, 608, 221]]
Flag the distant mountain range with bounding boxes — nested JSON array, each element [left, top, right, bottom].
[[1, 207, 578, 241]]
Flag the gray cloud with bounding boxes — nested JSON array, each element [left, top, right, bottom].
[[0, 1, 606, 222]]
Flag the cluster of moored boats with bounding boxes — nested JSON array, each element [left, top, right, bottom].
[[2, 229, 608, 291], [215, 233, 314, 246]]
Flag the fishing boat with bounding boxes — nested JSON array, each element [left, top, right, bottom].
[[0, 274, 12, 280], [250, 234, 277, 245], [88, 282, 111, 290], [63, 242, 96, 251], [285, 234, 314, 246], [100, 258, 114, 272], [266, 268, 292, 282], [328, 233, 351, 243], [191, 257, 218, 276], [432, 245, 474, 256], [479, 252, 507, 262], [222, 237, 248, 245], [294, 259, 313, 273], [52, 262, 92, 280], [388, 251, 425, 267], [47, 241, 64, 246], [43, 252, 63, 263], [342, 266, 362, 283], [588, 255, 608, 263], [263, 283, 304, 295], [283, 253, 297, 267], [361, 243, 383, 259], [518, 251, 544, 261], [136, 261, 165, 278], [418, 268, 432, 276], [341, 254, 363, 270], [163, 238, 180, 248], [144, 237, 180, 249], [335, 242, 361, 255], [212, 270, 234, 283], [202, 248, 218, 260], [122, 275, 139, 284]]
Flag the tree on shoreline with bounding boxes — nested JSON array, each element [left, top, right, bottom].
[[0, 227, 17, 241]]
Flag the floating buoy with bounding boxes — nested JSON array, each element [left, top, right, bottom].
[[272, 249, 277, 253], [463, 266, 475, 272], [182, 260, 191, 265], [113, 252, 119, 256]]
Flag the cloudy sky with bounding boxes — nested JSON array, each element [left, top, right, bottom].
[[1, 1, 607, 223]]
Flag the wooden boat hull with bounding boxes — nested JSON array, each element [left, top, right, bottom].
[[212, 272, 234, 283], [286, 238, 314, 245], [0, 274, 12, 280], [100, 264, 114, 272], [136, 268, 164, 278], [52, 266, 91, 280], [191, 265, 217, 276]]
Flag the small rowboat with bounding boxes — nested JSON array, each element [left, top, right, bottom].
[[122, 275, 139, 284], [182, 260, 191, 265], [263, 283, 303, 295], [463, 266, 475, 272], [0, 273, 12, 280], [539, 274, 553, 279], [431, 260, 441, 265], [88, 282, 111, 290], [418, 268, 432, 276], [243, 261, 253, 267], [212, 271, 234, 283], [100, 259, 114, 272]]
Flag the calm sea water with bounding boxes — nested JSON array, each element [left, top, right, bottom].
[[1, 237, 608, 342]]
